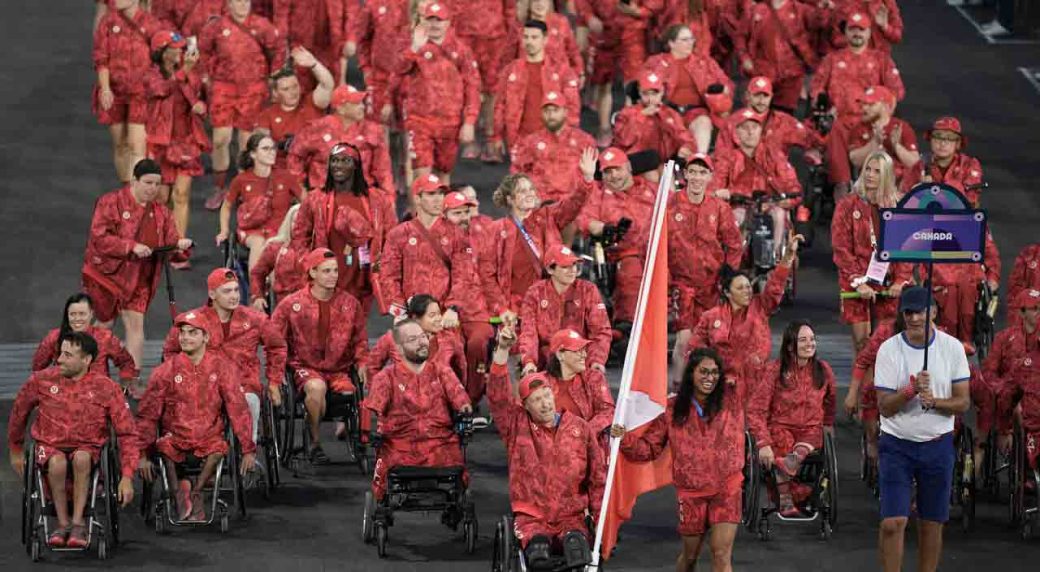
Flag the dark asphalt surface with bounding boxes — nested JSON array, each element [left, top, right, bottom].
[[1, 0, 1040, 570]]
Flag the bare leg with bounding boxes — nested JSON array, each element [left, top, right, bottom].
[[708, 523, 738, 572], [70, 451, 93, 526], [303, 378, 328, 447], [192, 454, 223, 496], [245, 234, 266, 272], [120, 310, 145, 369], [212, 127, 234, 177], [171, 174, 193, 238], [917, 520, 944, 572], [851, 321, 872, 355], [127, 123, 147, 174], [878, 516, 908, 572], [690, 115, 713, 154], [47, 454, 71, 529], [595, 83, 613, 142], [677, 534, 705, 572], [108, 123, 131, 183]]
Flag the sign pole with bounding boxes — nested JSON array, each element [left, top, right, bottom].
[[922, 260, 933, 372]]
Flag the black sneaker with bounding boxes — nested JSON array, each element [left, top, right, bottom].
[[562, 530, 591, 568], [309, 445, 331, 466], [524, 536, 552, 571]]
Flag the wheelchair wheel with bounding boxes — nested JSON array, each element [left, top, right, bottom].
[[1009, 425, 1026, 526], [822, 431, 839, 530], [955, 427, 976, 532], [21, 446, 34, 548], [281, 379, 299, 469], [742, 431, 760, 533], [464, 519, 478, 554], [228, 438, 247, 521], [860, 432, 879, 499], [376, 523, 388, 558], [492, 515, 517, 572], [101, 445, 121, 549], [362, 491, 375, 543], [261, 396, 281, 490]]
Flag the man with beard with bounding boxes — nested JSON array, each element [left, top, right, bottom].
[[255, 47, 335, 170], [510, 92, 596, 204], [365, 319, 472, 500], [848, 86, 919, 186]]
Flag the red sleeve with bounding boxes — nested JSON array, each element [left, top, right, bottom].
[[984, 230, 1001, 284], [585, 369, 616, 435], [459, 44, 482, 125], [377, 229, 406, 308], [441, 367, 472, 411], [881, 54, 905, 102], [586, 422, 607, 517], [830, 198, 859, 289], [619, 411, 669, 461], [260, 315, 288, 389], [611, 108, 640, 150], [822, 361, 837, 426], [490, 65, 510, 143], [509, 134, 534, 174], [6, 374, 42, 454], [104, 383, 140, 477], [90, 196, 137, 259], [273, 0, 290, 37], [250, 242, 279, 302], [262, 20, 287, 74], [756, 262, 790, 316], [134, 364, 170, 452], [92, 16, 111, 72], [585, 285, 613, 369], [854, 328, 886, 379], [290, 193, 317, 251], [478, 227, 510, 316], [982, 330, 1012, 391], [445, 232, 481, 310], [31, 330, 59, 372], [218, 361, 257, 455], [718, 201, 744, 270], [1008, 246, 1037, 302], [366, 333, 396, 372], [370, 124, 395, 193], [879, 0, 903, 44], [746, 361, 777, 447], [350, 301, 370, 367], [997, 374, 1022, 434], [689, 311, 711, 353], [486, 362, 523, 445], [364, 367, 392, 416], [161, 324, 181, 362], [517, 286, 541, 368], [809, 55, 832, 101], [102, 330, 139, 380]]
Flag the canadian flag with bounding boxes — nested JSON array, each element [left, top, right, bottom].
[[591, 163, 674, 565]]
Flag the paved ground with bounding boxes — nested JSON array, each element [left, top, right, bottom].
[[1, 0, 1040, 569]]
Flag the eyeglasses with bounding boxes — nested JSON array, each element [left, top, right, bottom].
[[696, 368, 721, 378], [930, 134, 960, 143]]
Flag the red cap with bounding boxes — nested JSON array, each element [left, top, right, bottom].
[[544, 245, 581, 268], [542, 90, 564, 108], [845, 11, 871, 29], [174, 310, 208, 334], [422, 1, 451, 19], [686, 152, 714, 171], [747, 76, 773, 96], [734, 108, 766, 125], [302, 248, 336, 274], [858, 85, 896, 107], [518, 372, 551, 401], [444, 190, 476, 210], [1015, 289, 1040, 310], [639, 70, 665, 92], [411, 173, 449, 196], [926, 116, 967, 148], [549, 329, 591, 354], [331, 84, 366, 107], [150, 30, 186, 53], [599, 147, 628, 170], [206, 268, 238, 291]]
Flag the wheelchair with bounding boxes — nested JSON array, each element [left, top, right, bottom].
[[21, 439, 121, 562], [491, 514, 594, 572], [743, 430, 839, 541], [361, 413, 485, 558], [973, 280, 998, 361], [730, 191, 799, 305], [982, 428, 1012, 500], [277, 367, 371, 476], [1007, 423, 1040, 539], [574, 220, 632, 367], [859, 432, 880, 500], [254, 392, 282, 497], [951, 423, 977, 532]]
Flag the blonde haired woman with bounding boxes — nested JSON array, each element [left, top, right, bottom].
[[248, 204, 303, 312]]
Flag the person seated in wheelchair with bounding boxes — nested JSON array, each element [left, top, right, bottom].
[[270, 248, 369, 464], [748, 320, 836, 518], [487, 326, 605, 570], [995, 290, 1040, 480], [135, 311, 257, 522], [365, 319, 472, 500], [610, 348, 747, 572], [8, 332, 137, 548]]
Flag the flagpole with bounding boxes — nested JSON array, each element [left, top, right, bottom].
[[588, 162, 674, 570]]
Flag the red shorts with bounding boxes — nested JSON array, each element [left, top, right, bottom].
[[589, 37, 620, 85], [371, 437, 465, 499], [513, 513, 589, 548], [768, 424, 823, 459], [860, 376, 879, 422], [618, 28, 647, 84], [840, 295, 898, 325], [122, 276, 156, 315], [292, 367, 356, 394], [149, 144, 205, 184], [34, 443, 100, 467], [407, 121, 459, 173], [155, 434, 228, 463], [458, 34, 510, 93], [82, 274, 121, 323], [92, 87, 148, 125], [209, 80, 269, 131], [676, 487, 742, 536]]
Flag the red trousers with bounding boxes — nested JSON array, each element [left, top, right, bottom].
[[460, 320, 495, 404], [371, 436, 465, 499]]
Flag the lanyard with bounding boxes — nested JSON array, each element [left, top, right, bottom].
[[511, 215, 542, 260]]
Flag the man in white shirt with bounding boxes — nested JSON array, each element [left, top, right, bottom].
[[874, 286, 971, 572]]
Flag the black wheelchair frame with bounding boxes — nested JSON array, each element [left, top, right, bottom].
[[1008, 423, 1040, 539], [491, 514, 594, 572]]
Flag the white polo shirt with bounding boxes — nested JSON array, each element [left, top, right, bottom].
[[874, 329, 970, 442]]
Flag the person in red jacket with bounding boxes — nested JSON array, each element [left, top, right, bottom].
[[274, 0, 349, 91], [487, 326, 605, 566], [92, 0, 165, 183], [1009, 243, 1040, 325], [161, 269, 288, 446], [900, 117, 985, 206], [734, 0, 824, 112], [715, 77, 825, 158], [828, 0, 903, 53], [136, 311, 257, 522], [217, 133, 305, 270], [847, 85, 919, 186], [612, 347, 746, 572], [644, 24, 735, 154], [922, 230, 1000, 350], [290, 84, 396, 193], [199, 0, 285, 209], [669, 154, 744, 362], [489, 21, 581, 162], [443, 189, 477, 230], [523, 0, 584, 82], [366, 293, 467, 384], [509, 93, 597, 204], [843, 316, 893, 468], [576, 148, 658, 324], [578, 0, 624, 145], [612, 70, 696, 177], [250, 205, 304, 311], [749, 320, 836, 517], [32, 293, 139, 389], [255, 47, 336, 170], [383, 2, 481, 183], [830, 150, 910, 354], [270, 248, 369, 464], [992, 291, 1040, 461], [519, 246, 612, 374], [8, 332, 137, 548], [366, 318, 473, 499], [344, 0, 411, 125], [80, 160, 194, 369]]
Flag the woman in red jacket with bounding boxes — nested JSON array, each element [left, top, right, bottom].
[[541, 329, 615, 455], [748, 319, 836, 517], [366, 294, 467, 385], [249, 205, 303, 312], [217, 133, 305, 269], [612, 347, 746, 572]]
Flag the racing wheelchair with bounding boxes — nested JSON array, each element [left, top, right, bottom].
[[743, 430, 839, 540], [491, 514, 594, 572], [21, 437, 122, 562], [361, 413, 485, 557], [1008, 422, 1040, 539]]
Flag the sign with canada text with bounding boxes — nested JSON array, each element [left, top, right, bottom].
[[878, 183, 987, 263]]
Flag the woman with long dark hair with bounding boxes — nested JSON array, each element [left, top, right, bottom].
[[31, 293, 139, 388], [747, 320, 836, 517], [611, 348, 746, 572], [366, 294, 467, 386], [542, 329, 615, 454]]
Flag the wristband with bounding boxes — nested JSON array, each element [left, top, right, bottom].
[[901, 383, 917, 400]]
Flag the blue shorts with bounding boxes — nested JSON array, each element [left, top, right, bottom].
[[878, 432, 954, 522]]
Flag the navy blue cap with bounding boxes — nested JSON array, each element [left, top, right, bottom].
[[898, 286, 930, 313]]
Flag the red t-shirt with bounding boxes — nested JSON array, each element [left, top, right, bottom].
[[553, 378, 580, 417], [226, 169, 304, 237], [329, 191, 372, 295], [137, 205, 160, 248], [510, 232, 541, 300], [519, 61, 546, 138], [670, 64, 702, 108], [255, 101, 325, 167], [317, 299, 331, 356]]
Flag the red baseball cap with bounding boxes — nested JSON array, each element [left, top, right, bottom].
[[411, 173, 449, 196], [206, 268, 238, 291], [639, 70, 665, 92], [845, 11, 871, 29], [926, 116, 967, 148], [302, 248, 336, 274], [518, 371, 551, 401], [422, 1, 451, 19], [174, 311, 208, 334], [686, 152, 714, 172], [748, 76, 773, 96], [444, 190, 476, 210], [331, 84, 366, 107], [542, 90, 564, 108], [150, 30, 186, 53], [599, 147, 628, 170], [1015, 289, 1040, 310], [543, 245, 581, 268], [549, 329, 591, 354], [734, 108, 766, 125], [858, 85, 896, 107]]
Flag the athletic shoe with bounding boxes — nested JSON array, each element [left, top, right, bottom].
[[47, 526, 68, 548]]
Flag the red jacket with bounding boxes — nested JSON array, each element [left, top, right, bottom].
[[271, 287, 369, 374], [181, 0, 225, 38], [255, 101, 324, 168], [32, 326, 138, 382], [199, 14, 285, 86], [1010, 244, 1040, 311], [621, 385, 747, 495], [900, 153, 985, 205], [531, 13, 583, 76], [667, 192, 743, 323], [809, 46, 904, 120], [288, 115, 395, 192], [449, 0, 517, 40], [274, 0, 351, 54], [144, 68, 211, 155], [518, 279, 613, 370], [366, 329, 467, 382], [830, 193, 912, 291], [161, 305, 288, 395], [365, 360, 471, 441], [8, 369, 139, 477], [389, 32, 482, 128], [995, 327, 1040, 433], [545, 370, 615, 436], [227, 169, 304, 236], [642, 52, 734, 116], [249, 240, 305, 304], [150, 0, 198, 33], [715, 109, 824, 155], [487, 363, 606, 525], [735, 0, 824, 80], [510, 125, 597, 204], [984, 325, 1037, 399], [709, 143, 801, 199], [847, 117, 918, 183], [135, 351, 257, 455], [81, 187, 188, 304], [748, 359, 836, 448], [612, 104, 695, 162], [492, 57, 581, 146], [93, 8, 165, 100], [921, 229, 1000, 291], [576, 177, 658, 259], [829, 0, 903, 53], [346, 0, 411, 77], [852, 319, 895, 382]]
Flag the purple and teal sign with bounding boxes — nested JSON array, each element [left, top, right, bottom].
[[878, 183, 987, 263]]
